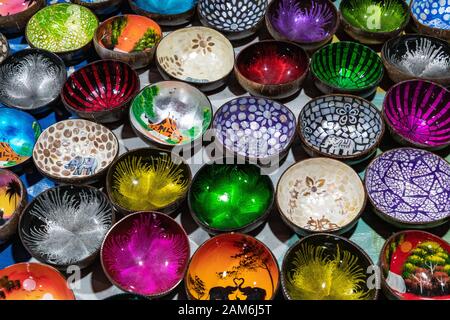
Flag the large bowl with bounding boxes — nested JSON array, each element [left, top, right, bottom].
[[411, 0, 450, 41], [128, 0, 198, 26], [156, 26, 235, 92], [19, 185, 114, 269], [61, 60, 140, 124], [101, 211, 190, 298], [0, 0, 45, 35], [0, 49, 66, 113], [383, 80, 450, 150], [0, 32, 9, 64], [71, 0, 123, 17], [365, 148, 450, 228]]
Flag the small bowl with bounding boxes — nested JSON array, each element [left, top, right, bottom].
[[101, 211, 190, 298], [234, 40, 309, 100], [156, 26, 234, 92], [383, 80, 450, 150], [0, 262, 75, 300], [311, 42, 384, 98], [32, 119, 119, 184], [0, 0, 45, 35], [265, 0, 339, 52], [71, 0, 122, 17], [0, 108, 41, 170], [19, 185, 114, 269], [93, 14, 162, 70], [298, 94, 384, 164], [0, 49, 67, 113], [365, 148, 450, 228], [185, 233, 279, 300], [128, 0, 197, 26], [380, 230, 450, 300], [0, 32, 9, 64], [198, 0, 268, 40], [276, 158, 366, 236], [281, 233, 378, 300], [130, 81, 213, 148], [106, 147, 192, 215], [61, 60, 140, 124], [411, 0, 450, 41], [340, 0, 410, 45]]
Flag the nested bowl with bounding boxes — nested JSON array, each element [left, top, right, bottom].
[[411, 0, 450, 41], [128, 0, 198, 26], [156, 26, 234, 92], [93, 15, 162, 70], [0, 0, 45, 35], [19, 185, 115, 269], [71, 0, 122, 17], [383, 80, 450, 150], [32, 119, 119, 184], [235, 40, 309, 100], [185, 233, 279, 300], [101, 211, 190, 298], [281, 233, 378, 300], [298, 94, 384, 164], [61, 60, 140, 124], [0, 32, 9, 64]]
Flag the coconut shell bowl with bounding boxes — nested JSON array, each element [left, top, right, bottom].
[[128, 0, 198, 26], [0, 32, 9, 64], [411, 0, 450, 41], [383, 80, 450, 150], [298, 95, 384, 164], [93, 15, 162, 70], [380, 230, 450, 300], [32, 119, 119, 184], [19, 185, 114, 269], [101, 211, 190, 298], [235, 40, 309, 100], [365, 148, 450, 228], [0, 0, 45, 35], [71, 0, 123, 17], [156, 26, 234, 92], [281, 233, 378, 300], [61, 60, 140, 124], [185, 233, 279, 300]]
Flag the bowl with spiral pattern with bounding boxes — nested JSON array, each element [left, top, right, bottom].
[[411, 0, 450, 41]]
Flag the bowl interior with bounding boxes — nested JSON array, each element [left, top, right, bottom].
[[0, 0, 37, 16], [412, 0, 450, 30], [0, 33, 8, 64], [130, 0, 197, 15], [0, 169, 24, 224]]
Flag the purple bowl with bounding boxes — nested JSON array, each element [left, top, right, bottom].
[[365, 148, 450, 228]]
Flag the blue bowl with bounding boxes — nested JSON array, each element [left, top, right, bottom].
[[411, 0, 450, 41], [129, 0, 198, 26]]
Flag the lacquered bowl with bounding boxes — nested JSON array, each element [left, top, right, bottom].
[[235, 40, 309, 100], [185, 233, 279, 300], [130, 81, 212, 148], [383, 80, 450, 150], [32, 119, 119, 184], [0, 262, 75, 300], [198, 0, 268, 40], [128, 0, 198, 26], [281, 233, 378, 300], [101, 211, 190, 298], [0, 0, 45, 35], [0, 32, 9, 64], [265, 0, 339, 52], [365, 148, 450, 228], [106, 147, 192, 215], [298, 94, 384, 164], [19, 185, 114, 269], [61, 60, 140, 124], [156, 26, 234, 92], [380, 230, 450, 300], [382, 35, 450, 87], [0, 108, 41, 170], [71, 0, 122, 17], [340, 0, 410, 45], [93, 15, 162, 70], [0, 49, 67, 113], [411, 0, 450, 41]]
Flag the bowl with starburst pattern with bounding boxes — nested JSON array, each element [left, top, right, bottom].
[[411, 0, 450, 42]]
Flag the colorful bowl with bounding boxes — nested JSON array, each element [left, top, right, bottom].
[[101, 211, 190, 298], [380, 230, 450, 300], [411, 0, 450, 41], [185, 233, 279, 300], [71, 0, 123, 17], [281, 233, 378, 300], [340, 0, 410, 45], [365, 148, 450, 228], [128, 0, 197, 26], [0, 108, 41, 170], [298, 94, 384, 163], [0, 49, 67, 113], [0, 32, 9, 64], [61, 60, 140, 124], [382, 80, 450, 150], [19, 185, 114, 269], [0, 262, 75, 300], [234, 40, 310, 100], [130, 81, 212, 148], [311, 42, 384, 98], [265, 0, 339, 52], [0, 0, 45, 35], [32, 119, 119, 184], [156, 27, 235, 92], [93, 15, 162, 70], [106, 147, 192, 215]]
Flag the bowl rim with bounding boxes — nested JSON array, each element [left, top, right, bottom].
[[410, 0, 450, 33], [0, 0, 46, 24], [128, 0, 198, 16], [71, 0, 123, 9], [0, 168, 28, 231]]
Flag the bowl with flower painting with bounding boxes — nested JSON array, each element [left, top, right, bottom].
[[281, 233, 378, 300], [0, 33, 9, 64], [71, 0, 122, 17], [128, 0, 197, 26], [101, 211, 190, 298], [0, 0, 45, 35], [411, 0, 450, 42]]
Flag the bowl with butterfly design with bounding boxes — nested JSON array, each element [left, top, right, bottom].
[[0, 0, 45, 35]]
